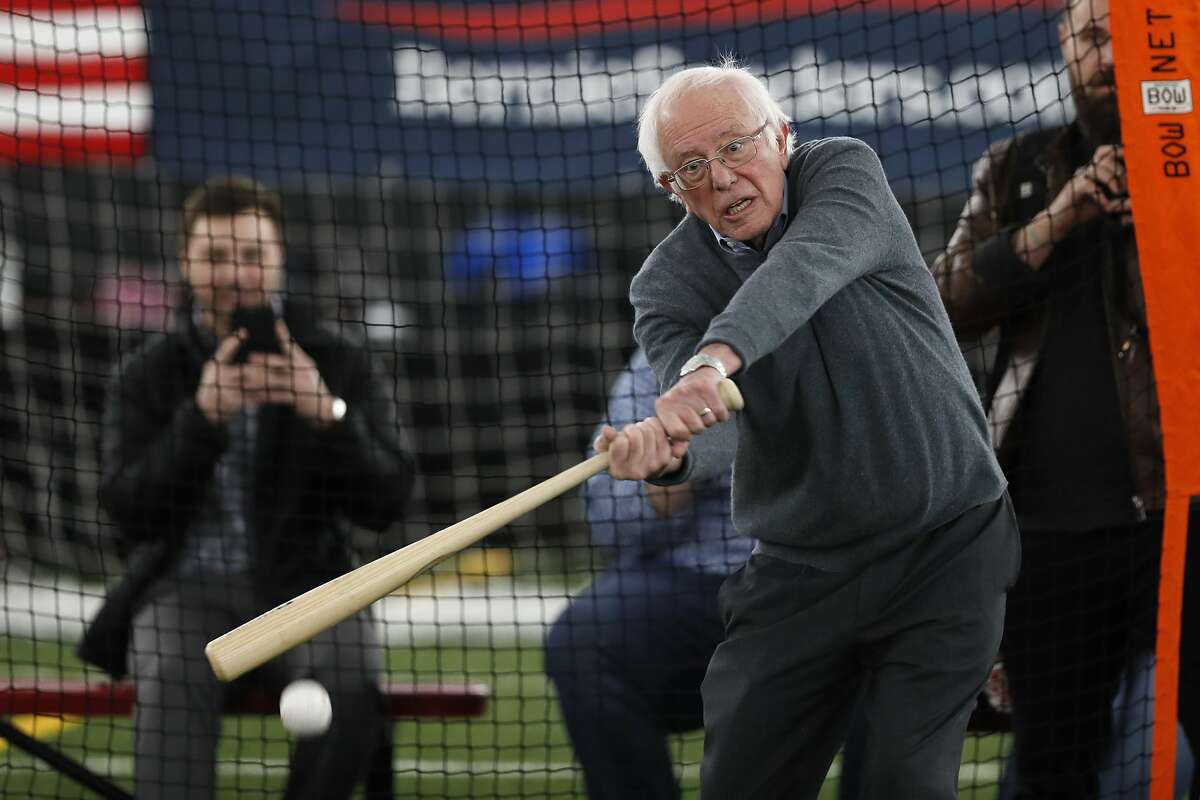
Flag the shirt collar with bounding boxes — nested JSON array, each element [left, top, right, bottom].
[[707, 182, 789, 256]]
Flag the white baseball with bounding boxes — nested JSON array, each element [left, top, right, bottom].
[[279, 679, 332, 738]]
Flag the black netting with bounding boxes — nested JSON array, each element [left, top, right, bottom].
[[2, 1, 1187, 798]]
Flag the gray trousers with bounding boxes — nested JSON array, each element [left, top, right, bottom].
[[130, 574, 385, 800], [701, 495, 1020, 800]]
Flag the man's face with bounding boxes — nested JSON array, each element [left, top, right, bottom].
[[657, 85, 789, 248], [1061, 0, 1119, 142], [181, 211, 283, 322]]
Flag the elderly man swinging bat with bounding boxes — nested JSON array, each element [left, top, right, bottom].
[[595, 59, 1021, 799]]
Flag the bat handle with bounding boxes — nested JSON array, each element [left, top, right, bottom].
[[716, 378, 744, 412], [599, 377, 743, 476]]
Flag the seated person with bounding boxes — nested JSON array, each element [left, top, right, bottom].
[[79, 176, 415, 799], [544, 348, 751, 800]]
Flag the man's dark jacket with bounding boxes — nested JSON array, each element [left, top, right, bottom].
[[931, 123, 1162, 519], [79, 310, 416, 678]]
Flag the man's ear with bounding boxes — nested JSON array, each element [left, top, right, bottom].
[[774, 121, 790, 156], [657, 174, 674, 195]]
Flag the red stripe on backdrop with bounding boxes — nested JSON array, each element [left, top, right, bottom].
[[339, 0, 1054, 42], [1111, 3, 1200, 800], [0, 130, 145, 164], [0, 56, 146, 89], [0, 0, 140, 11]]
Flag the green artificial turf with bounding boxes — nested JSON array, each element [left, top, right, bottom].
[[2, 634, 1006, 799]]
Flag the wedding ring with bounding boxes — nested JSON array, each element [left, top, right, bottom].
[[699, 407, 713, 417]]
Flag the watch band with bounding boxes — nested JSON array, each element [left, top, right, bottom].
[[678, 353, 728, 380]]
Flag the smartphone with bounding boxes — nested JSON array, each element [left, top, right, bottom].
[[231, 305, 282, 362]]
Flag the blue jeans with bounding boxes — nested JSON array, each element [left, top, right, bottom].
[[545, 566, 728, 800]]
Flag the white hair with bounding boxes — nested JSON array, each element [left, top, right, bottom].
[[637, 57, 795, 197]]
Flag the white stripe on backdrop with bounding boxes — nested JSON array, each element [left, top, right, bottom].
[[0, 83, 150, 132], [1, 570, 572, 649], [0, 2, 149, 160], [0, 8, 147, 61]]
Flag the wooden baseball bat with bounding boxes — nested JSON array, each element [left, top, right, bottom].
[[205, 379, 744, 682]]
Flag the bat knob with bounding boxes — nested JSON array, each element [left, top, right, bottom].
[[717, 379, 745, 412]]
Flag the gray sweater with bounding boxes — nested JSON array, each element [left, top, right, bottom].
[[631, 137, 1006, 570]]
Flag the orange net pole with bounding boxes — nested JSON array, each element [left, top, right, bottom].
[[1111, 5, 1200, 799]]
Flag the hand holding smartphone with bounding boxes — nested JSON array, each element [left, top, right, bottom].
[[231, 305, 282, 363]]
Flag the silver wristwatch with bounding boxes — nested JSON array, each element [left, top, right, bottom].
[[679, 353, 728, 380]]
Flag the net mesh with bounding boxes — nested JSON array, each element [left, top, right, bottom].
[[0, 0, 1183, 798]]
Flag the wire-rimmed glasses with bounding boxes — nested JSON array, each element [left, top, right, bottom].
[[664, 122, 769, 191]]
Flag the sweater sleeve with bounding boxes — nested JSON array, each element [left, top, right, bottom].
[[630, 297, 738, 486], [698, 138, 910, 369]]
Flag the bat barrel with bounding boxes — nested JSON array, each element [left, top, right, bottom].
[[206, 378, 744, 682], [206, 452, 612, 682]]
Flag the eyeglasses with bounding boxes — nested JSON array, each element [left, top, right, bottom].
[[664, 123, 769, 192]]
